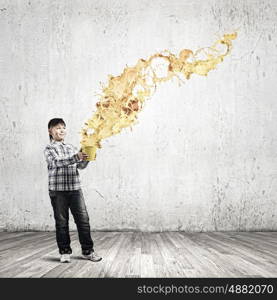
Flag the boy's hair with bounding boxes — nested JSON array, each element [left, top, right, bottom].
[[48, 118, 66, 141]]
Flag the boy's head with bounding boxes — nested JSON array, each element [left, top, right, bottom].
[[48, 118, 66, 142]]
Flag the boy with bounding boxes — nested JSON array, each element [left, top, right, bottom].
[[44, 118, 102, 263]]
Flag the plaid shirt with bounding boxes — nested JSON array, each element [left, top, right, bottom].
[[44, 140, 89, 191]]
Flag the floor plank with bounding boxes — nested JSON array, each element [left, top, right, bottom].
[[0, 231, 276, 278]]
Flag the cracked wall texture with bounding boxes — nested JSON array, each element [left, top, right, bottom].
[[0, 0, 277, 231]]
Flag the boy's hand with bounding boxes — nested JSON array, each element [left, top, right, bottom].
[[77, 151, 89, 161]]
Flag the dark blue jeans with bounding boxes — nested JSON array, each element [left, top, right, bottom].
[[49, 189, 94, 255]]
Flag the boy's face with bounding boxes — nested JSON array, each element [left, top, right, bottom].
[[49, 123, 66, 141]]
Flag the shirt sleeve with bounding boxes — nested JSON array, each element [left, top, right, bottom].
[[44, 146, 81, 168], [77, 160, 90, 169]]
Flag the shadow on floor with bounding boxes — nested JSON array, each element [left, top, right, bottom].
[[42, 256, 84, 262]]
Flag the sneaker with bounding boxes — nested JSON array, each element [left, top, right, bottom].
[[82, 252, 102, 262], [60, 254, 71, 263]]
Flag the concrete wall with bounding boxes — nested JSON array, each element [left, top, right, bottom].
[[0, 0, 276, 231]]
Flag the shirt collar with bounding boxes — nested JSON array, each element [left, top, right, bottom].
[[51, 140, 66, 145]]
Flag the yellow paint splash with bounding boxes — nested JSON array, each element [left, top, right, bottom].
[[80, 32, 237, 160]]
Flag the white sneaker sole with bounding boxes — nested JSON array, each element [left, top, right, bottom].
[[60, 259, 71, 263]]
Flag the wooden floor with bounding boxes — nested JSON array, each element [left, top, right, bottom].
[[0, 231, 276, 278]]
